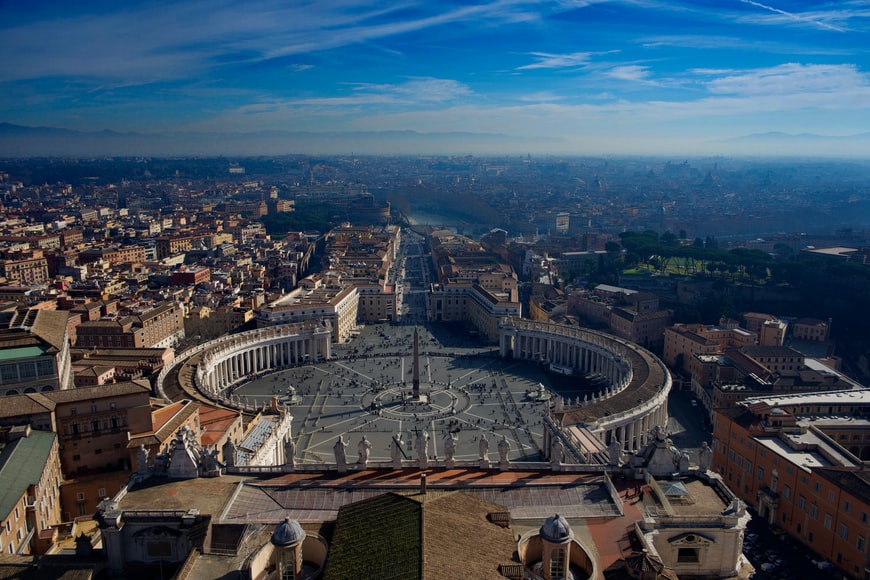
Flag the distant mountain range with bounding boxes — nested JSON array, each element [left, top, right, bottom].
[[0, 122, 537, 157], [1, 122, 869, 157], [721, 131, 870, 156]]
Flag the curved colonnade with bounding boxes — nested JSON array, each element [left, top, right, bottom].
[[500, 318, 671, 453], [194, 322, 332, 397], [155, 322, 332, 407], [158, 316, 669, 465]]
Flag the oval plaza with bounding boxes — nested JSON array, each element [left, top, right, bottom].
[[174, 314, 671, 463]]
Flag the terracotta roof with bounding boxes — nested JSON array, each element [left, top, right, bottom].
[[324, 491, 516, 580], [27, 309, 70, 351], [43, 380, 151, 404], [603, 550, 679, 580], [0, 393, 56, 419], [127, 400, 200, 449]]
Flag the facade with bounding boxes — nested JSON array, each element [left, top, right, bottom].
[[257, 281, 359, 343], [429, 282, 521, 342], [0, 427, 62, 556], [0, 308, 73, 396], [354, 284, 396, 323], [0, 255, 49, 285], [77, 245, 146, 266], [712, 390, 870, 578], [793, 317, 832, 342], [168, 267, 211, 287], [663, 323, 757, 371], [84, 416, 749, 580], [74, 301, 185, 349]]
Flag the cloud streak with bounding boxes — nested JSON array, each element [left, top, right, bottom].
[[739, 0, 847, 32]]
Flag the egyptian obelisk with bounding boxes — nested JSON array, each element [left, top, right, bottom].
[[412, 328, 421, 398]]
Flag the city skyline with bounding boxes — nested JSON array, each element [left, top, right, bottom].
[[2, 0, 870, 156]]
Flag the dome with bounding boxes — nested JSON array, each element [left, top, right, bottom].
[[540, 514, 573, 543], [271, 517, 306, 547]]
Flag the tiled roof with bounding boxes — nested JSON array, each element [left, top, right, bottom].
[[0, 430, 56, 518], [0, 393, 56, 419], [324, 491, 516, 580], [43, 379, 151, 404]]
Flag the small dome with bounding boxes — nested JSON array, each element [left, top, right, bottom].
[[540, 514, 573, 543], [271, 517, 306, 547]]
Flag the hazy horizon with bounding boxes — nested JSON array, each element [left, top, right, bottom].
[[2, 1, 870, 157]]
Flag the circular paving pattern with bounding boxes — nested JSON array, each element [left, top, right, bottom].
[[232, 323, 570, 465]]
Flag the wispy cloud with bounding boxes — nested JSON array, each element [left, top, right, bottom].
[[516, 51, 598, 70], [606, 65, 654, 83], [739, 0, 847, 32], [705, 63, 867, 96], [237, 77, 472, 112], [641, 34, 852, 56]]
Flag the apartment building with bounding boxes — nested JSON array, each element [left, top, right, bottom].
[[712, 391, 870, 578], [0, 427, 62, 556], [663, 323, 757, 371], [257, 280, 359, 343], [0, 308, 74, 396], [74, 301, 184, 349], [429, 282, 521, 342]]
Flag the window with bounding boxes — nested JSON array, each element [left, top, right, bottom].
[[824, 514, 832, 529], [98, 488, 106, 498], [813, 481, 821, 492], [76, 492, 85, 501], [809, 504, 818, 519], [797, 496, 806, 510], [72, 454, 80, 461], [549, 547, 567, 577], [844, 501, 851, 513], [745, 460, 752, 473], [858, 536, 865, 551], [828, 491, 836, 503], [838, 524, 848, 540], [677, 548, 700, 563], [757, 467, 764, 481], [783, 486, 791, 500]]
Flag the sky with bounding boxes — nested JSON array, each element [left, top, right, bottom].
[[1, 0, 870, 155]]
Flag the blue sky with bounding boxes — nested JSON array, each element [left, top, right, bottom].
[[2, 0, 869, 155]]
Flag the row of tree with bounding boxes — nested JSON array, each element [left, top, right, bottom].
[[617, 230, 772, 280]]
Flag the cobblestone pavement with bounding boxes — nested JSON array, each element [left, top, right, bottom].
[[233, 321, 573, 465]]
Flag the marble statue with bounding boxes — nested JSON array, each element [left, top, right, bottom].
[[284, 436, 296, 469], [443, 432, 457, 462], [357, 436, 372, 466], [333, 436, 348, 470], [498, 436, 511, 463], [699, 441, 712, 472], [415, 430, 429, 469], [478, 434, 489, 460], [390, 434, 403, 466]]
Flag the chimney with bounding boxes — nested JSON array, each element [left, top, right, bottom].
[[420, 472, 427, 494]]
